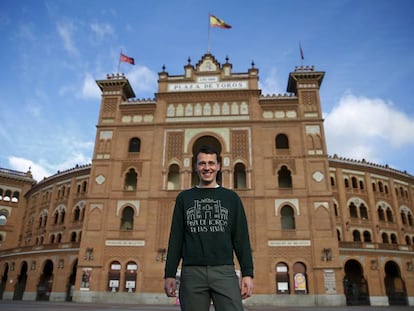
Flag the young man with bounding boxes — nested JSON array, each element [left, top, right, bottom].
[[164, 145, 254, 311]]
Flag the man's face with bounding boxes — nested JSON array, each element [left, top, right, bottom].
[[196, 152, 221, 187]]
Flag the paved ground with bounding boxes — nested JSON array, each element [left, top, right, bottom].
[[0, 301, 413, 311]]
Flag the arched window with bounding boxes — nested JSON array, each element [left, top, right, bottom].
[[378, 181, 384, 192], [390, 233, 398, 244], [42, 214, 48, 227], [120, 206, 134, 230], [278, 166, 292, 188], [408, 213, 413, 226], [0, 210, 8, 225], [352, 230, 361, 242], [293, 262, 308, 294], [344, 178, 349, 188], [351, 177, 358, 188], [330, 176, 335, 187], [54, 211, 59, 224], [234, 163, 247, 189], [337, 229, 341, 241], [124, 168, 138, 191], [108, 261, 121, 292], [281, 205, 295, 230], [382, 232, 389, 243], [74, 206, 81, 221], [70, 232, 77, 242], [359, 180, 364, 190], [363, 231, 371, 242], [360, 204, 368, 220], [167, 164, 180, 190], [82, 181, 88, 193], [128, 137, 141, 153], [405, 236, 411, 245], [378, 207, 385, 221], [276, 262, 290, 294], [400, 211, 407, 225], [61, 186, 66, 198], [11, 191, 19, 203], [386, 208, 394, 223], [349, 203, 358, 218], [60, 209, 66, 224], [124, 261, 138, 292], [3, 190, 11, 201], [275, 134, 289, 149]]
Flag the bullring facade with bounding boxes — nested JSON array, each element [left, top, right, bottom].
[[0, 53, 413, 307]]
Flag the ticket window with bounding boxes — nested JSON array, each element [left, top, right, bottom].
[[276, 262, 290, 294], [124, 262, 137, 292], [108, 261, 121, 292]]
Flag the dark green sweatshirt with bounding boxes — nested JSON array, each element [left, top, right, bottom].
[[164, 186, 254, 279]]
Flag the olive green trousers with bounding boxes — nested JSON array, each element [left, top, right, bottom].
[[179, 265, 244, 311]]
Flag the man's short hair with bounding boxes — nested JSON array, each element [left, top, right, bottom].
[[195, 145, 221, 163]]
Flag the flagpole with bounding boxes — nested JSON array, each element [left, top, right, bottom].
[[117, 50, 122, 74], [207, 13, 211, 53]]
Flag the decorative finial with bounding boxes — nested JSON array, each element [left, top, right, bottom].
[[251, 60, 255, 68], [162, 64, 166, 72], [225, 55, 229, 63], [187, 57, 191, 64]]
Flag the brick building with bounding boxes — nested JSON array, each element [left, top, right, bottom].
[[0, 53, 413, 306]]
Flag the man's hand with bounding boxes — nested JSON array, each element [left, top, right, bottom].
[[164, 277, 176, 297], [240, 276, 254, 299]]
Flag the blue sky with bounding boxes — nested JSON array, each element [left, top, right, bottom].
[[1, 0, 413, 181]]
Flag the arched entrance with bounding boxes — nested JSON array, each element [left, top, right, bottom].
[[13, 261, 28, 300], [384, 261, 408, 305], [36, 260, 54, 301], [343, 259, 370, 305], [0, 263, 9, 299], [191, 136, 222, 186], [66, 259, 77, 301]]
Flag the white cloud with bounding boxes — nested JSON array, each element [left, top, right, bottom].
[[90, 22, 115, 39], [81, 73, 101, 99], [324, 93, 414, 164], [56, 21, 78, 55], [9, 156, 52, 182], [259, 67, 284, 95], [8, 148, 92, 182], [53, 152, 91, 172], [127, 65, 158, 98]]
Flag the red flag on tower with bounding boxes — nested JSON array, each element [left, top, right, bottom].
[[120, 53, 135, 65]]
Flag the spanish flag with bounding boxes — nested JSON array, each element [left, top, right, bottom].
[[210, 14, 232, 29]]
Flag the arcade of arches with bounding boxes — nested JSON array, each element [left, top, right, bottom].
[[1, 54, 413, 307]]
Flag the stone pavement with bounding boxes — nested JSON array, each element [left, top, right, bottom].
[[0, 301, 413, 311]]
